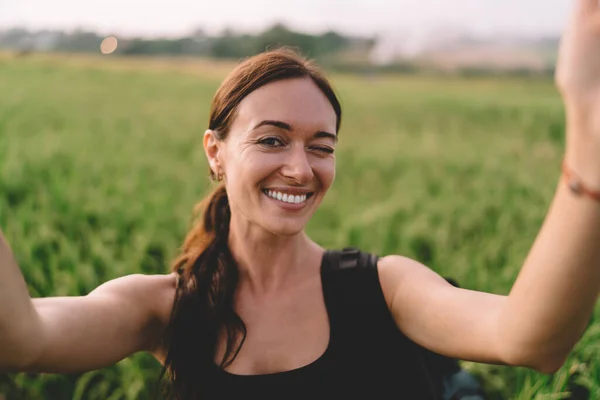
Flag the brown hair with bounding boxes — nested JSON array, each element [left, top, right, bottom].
[[158, 47, 342, 399]]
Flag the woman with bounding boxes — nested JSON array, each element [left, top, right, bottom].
[[1, 1, 600, 399]]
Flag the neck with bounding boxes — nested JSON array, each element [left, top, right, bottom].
[[228, 216, 323, 295]]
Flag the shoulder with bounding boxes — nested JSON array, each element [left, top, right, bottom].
[[90, 272, 178, 334], [92, 272, 178, 361], [324, 249, 439, 290], [91, 272, 178, 305], [376, 255, 430, 284], [322, 249, 432, 307], [377, 255, 448, 309]]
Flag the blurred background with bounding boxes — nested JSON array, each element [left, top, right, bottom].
[[0, 0, 571, 74], [1, 1, 599, 399]]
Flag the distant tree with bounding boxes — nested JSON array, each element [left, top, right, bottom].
[[56, 30, 103, 53], [0, 25, 374, 66], [210, 29, 258, 58], [254, 23, 317, 56], [315, 31, 350, 55]]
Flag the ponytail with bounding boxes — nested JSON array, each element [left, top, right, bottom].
[[159, 184, 246, 399]]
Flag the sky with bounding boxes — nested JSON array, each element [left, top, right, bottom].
[[0, 0, 573, 38]]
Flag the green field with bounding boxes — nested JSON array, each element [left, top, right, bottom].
[[0, 53, 599, 400]]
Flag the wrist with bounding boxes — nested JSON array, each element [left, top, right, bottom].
[[563, 150, 600, 193], [564, 103, 600, 189], [561, 159, 600, 203]]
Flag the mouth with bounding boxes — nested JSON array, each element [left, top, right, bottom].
[[261, 188, 315, 205]]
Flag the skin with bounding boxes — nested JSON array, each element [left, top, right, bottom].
[[205, 78, 337, 373], [1, 0, 600, 378]]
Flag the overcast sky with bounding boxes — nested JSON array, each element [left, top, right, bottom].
[[0, 0, 573, 38]]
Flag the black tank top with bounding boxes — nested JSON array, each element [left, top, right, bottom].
[[203, 249, 436, 400]]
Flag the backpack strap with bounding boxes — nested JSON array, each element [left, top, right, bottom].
[[323, 247, 438, 399], [322, 247, 486, 400], [323, 247, 379, 272]]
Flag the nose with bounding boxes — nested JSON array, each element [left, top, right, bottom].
[[281, 146, 314, 184]]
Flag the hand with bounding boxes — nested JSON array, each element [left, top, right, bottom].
[[555, 0, 600, 185]]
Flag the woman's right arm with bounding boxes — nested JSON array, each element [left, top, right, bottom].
[[0, 230, 177, 374]]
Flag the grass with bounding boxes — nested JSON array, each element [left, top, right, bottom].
[[0, 52, 598, 399]]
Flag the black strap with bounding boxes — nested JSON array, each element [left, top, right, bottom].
[[324, 248, 438, 399], [324, 247, 379, 272], [323, 247, 487, 400]]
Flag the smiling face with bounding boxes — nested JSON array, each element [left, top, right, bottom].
[[204, 77, 338, 236]]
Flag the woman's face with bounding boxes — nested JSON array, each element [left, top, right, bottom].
[[204, 77, 338, 237]]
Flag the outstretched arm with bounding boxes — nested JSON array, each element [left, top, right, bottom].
[[0, 230, 40, 369], [0, 229, 176, 373], [379, 0, 600, 374], [502, 0, 600, 370]]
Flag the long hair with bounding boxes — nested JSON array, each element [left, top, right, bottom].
[[158, 47, 342, 399]]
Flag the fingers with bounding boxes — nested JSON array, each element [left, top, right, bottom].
[[575, 0, 598, 16], [567, 0, 600, 31]]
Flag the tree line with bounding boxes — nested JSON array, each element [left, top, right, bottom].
[[0, 24, 376, 61]]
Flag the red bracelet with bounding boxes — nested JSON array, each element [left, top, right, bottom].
[[561, 160, 600, 202]]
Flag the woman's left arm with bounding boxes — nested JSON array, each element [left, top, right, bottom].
[[380, 0, 600, 374], [500, 0, 600, 370]]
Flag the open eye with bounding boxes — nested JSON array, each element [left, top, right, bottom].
[[257, 137, 285, 148]]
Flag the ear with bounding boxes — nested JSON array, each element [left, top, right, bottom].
[[203, 129, 223, 177]]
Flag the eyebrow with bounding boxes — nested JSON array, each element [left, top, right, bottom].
[[252, 120, 337, 142]]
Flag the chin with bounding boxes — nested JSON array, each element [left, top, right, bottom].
[[262, 217, 309, 237]]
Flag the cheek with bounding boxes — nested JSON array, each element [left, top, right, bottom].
[[228, 151, 282, 188], [313, 158, 336, 190]]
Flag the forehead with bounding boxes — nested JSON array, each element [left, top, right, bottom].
[[233, 77, 337, 134]]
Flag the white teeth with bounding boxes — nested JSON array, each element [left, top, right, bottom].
[[265, 190, 309, 204]]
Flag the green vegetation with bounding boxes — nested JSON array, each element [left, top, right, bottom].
[[0, 54, 598, 399]]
